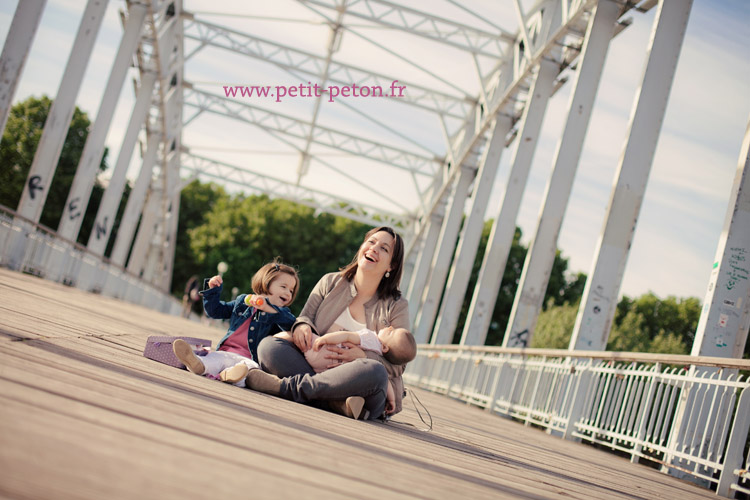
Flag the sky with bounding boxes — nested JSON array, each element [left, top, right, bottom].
[[1, 0, 749, 302]]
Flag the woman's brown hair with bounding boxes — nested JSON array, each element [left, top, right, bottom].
[[251, 258, 299, 305], [340, 226, 404, 300]]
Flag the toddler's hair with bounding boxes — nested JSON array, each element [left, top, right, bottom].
[[251, 257, 299, 305], [383, 329, 417, 365]]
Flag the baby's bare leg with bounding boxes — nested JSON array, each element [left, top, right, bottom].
[[274, 331, 293, 341]]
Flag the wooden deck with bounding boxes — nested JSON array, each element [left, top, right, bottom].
[[0, 268, 718, 499]]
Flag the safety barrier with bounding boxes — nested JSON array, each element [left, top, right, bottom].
[[0, 206, 182, 316], [405, 345, 750, 497]]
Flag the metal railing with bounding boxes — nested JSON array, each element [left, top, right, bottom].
[[0, 205, 182, 316], [405, 345, 750, 497]]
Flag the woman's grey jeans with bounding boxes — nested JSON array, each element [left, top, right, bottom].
[[257, 336, 388, 420]]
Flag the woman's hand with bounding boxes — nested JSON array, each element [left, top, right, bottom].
[[292, 323, 315, 352], [324, 344, 365, 369], [208, 275, 223, 288]]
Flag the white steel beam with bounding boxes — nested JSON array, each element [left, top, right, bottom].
[[183, 86, 441, 178], [157, 1, 185, 288], [133, 150, 179, 286], [405, 0, 596, 249], [666, 114, 748, 486], [413, 164, 476, 344], [512, 0, 533, 63], [182, 17, 471, 120], [127, 183, 160, 276], [432, 113, 512, 344], [461, 57, 558, 346], [504, 0, 621, 348], [0, 0, 46, 135], [570, 0, 693, 351], [157, 149, 182, 289], [87, 71, 157, 256], [16, 0, 109, 224], [692, 114, 750, 358], [296, 9, 344, 181], [126, 0, 179, 277], [297, 0, 513, 57], [406, 208, 445, 327], [141, 176, 168, 286], [57, 3, 148, 242], [110, 133, 161, 267]]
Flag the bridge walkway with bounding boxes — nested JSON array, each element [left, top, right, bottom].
[[0, 268, 716, 499]]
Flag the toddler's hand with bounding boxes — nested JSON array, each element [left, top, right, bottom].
[[244, 294, 265, 307], [245, 294, 279, 313], [208, 275, 222, 288]]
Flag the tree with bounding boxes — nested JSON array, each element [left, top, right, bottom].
[[531, 292, 703, 354], [0, 95, 109, 244], [531, 299, 579, 349], [607, 294, 701, 354], [184, 191, 370, 314], [170, 180, 229, 295]]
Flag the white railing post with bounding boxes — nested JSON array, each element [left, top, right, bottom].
[[563, 360, 593, 441], [398, 346, 748, 494], [717, 387, 750, 497], [631, 363, 660, 464], [486, 358, 507, 415]]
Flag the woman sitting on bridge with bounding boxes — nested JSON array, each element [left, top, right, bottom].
[[245, 226, 415, 420]]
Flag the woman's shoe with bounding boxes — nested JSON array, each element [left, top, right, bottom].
[[219, 363, 250, 384], [329, 396, 370, 420], [245, 369, 282, 395], [173, 339, 205, 374], [346, 396, 369, 420]]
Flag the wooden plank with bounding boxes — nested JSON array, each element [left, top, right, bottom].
[[0, 268, 717, 499]]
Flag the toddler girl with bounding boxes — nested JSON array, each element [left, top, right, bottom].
[[173, 259, 298, 386]]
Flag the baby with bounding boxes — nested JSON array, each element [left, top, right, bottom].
[[310, 326, 417, 414]]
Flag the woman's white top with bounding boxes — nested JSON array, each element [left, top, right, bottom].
[[328, 306, 366, 333]]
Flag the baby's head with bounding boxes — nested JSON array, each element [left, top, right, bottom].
[[378, 326, 417, 365], [251, 258, 299, 307]]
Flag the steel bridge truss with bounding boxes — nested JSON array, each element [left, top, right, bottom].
[[1, 0, 747, 380]]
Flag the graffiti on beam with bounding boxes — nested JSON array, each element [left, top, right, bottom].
[[726, 247, 748, 292], [67, 198, 81, 220], [94, 217, 109, 240], [27, 175, 44, 199], [509, 329, 529, 347]]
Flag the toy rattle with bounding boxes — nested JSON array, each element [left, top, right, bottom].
[[244, 294, 265, 307]]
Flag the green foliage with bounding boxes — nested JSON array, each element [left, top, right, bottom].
[[531, 299, 579, 349], [607, 294, 700, 354], [0, 95, 110, 244], [482, 225, 530, 345], [530, 292, 702, 354], [170, 180, 230, 294], [175, 186, 369, 314]]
